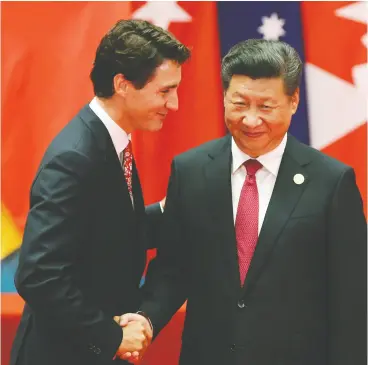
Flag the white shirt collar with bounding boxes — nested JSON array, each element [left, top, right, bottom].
[[89, 97, 130, 158], [232, 133, 287, 176]]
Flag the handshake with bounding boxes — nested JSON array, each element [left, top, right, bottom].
[[113, 313, 153, 363]]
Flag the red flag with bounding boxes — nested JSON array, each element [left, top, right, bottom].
[[131, 1, 225, 205], [302, 1, 367, 216], [1, 2, 131, 257]]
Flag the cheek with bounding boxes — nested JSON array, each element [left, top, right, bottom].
[[134, 93, 162, 111], [148, 98, 166, 111], [269, 114, 291, 132], [225, 110, 242, 128], [263, 110, 290, 129], [130, 96, 148, 114], [225, 118, 239, 135]]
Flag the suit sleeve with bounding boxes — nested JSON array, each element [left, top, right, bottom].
[[140, 160, 188, 336], [327, 167, 367, 365], [15, 150, 122, 362]]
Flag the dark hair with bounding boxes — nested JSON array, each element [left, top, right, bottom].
[[221, 39, 302, 96], [90, 19, 191, 97]]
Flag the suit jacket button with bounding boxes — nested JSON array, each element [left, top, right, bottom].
[[230, 344, 236, 352], [238, 300, 245, 309]]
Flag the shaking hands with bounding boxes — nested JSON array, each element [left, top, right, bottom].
[[114, 313, 153, 363]]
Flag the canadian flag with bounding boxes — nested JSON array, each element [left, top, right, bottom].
[[131, 1, 225, 205], [302, 1, 367, 216]]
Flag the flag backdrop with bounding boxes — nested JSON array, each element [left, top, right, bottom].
[[2, 0, 367, 288], [1, 1, 366, 361], [1, 0, 131, 288]]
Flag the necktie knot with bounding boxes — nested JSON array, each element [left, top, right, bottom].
[[244, 159, 262, 176], [124, 140, 132, 158]]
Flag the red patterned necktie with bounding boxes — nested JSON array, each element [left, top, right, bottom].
[[122, 140, 133, 198], [235, 159, 263, 286]]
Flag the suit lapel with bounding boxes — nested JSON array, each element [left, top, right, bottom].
[[241, 135, 311, 297], [80, 104, 134, 216], [132, 159, 145, 216], [204, 136, 242, 291]]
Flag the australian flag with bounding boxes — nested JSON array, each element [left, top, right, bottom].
[[217, 1, 310, 144]]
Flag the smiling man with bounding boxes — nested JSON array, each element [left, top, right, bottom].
[[10, 19, 190, 365], [122, 39, 366, 365], [224, 74, 298, 157]]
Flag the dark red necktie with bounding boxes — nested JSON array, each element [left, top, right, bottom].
[[122, 141, 133, 198], [235, 159, 263, 286]]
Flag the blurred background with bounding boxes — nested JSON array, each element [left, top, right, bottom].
[[1, 1, 367, 364]]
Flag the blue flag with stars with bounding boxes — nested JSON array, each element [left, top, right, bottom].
[[217, 1, 310, 144]]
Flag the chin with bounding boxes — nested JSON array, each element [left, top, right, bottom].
[[239, 141, 267, 156], [148, 121, 163, 132]]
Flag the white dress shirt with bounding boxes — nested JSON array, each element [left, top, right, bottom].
[[89, 97, 130, 161], [231, 134, 287, 233]]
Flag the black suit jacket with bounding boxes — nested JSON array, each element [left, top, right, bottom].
[[10, 105, 162, 365], [141, 134, 367, 365]]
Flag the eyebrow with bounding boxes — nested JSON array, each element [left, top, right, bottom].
[[232, 91, 275, 102], [232, 91, 246, 98], [160, 83, 178, 90]]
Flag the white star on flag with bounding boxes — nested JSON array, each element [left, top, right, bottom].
[[258, 13, 286, 40], [132, 1, 192, 30]]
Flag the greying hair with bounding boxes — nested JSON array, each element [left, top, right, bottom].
[[221, 39, 302, 96]]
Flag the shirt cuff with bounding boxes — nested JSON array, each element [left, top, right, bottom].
[[136, 311, 154, 333]]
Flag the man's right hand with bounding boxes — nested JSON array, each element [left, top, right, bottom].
[[115, 321, 150, 362]]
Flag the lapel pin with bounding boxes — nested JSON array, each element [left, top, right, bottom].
[[293, 173, 305, 185]]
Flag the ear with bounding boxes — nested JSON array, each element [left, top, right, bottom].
[[290, 88, 300, 115], [113, 73, 129, 97]]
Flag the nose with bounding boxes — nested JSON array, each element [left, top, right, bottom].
[[242, 108, 262, 128], [166, 91, 179, 111]]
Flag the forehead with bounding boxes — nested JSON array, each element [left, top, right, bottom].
[[227, 75, 286, 98], [149, 59, 182, 85]]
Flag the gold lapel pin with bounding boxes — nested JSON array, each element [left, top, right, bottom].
[[293, 173, 305, 185]]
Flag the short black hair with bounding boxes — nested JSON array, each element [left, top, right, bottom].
[[90, 19, 191, 97], [222, 39, 302, 96]]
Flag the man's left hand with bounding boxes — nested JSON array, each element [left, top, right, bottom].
[[113, 313, 153, 363]]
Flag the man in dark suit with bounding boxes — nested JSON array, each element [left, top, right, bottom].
[[121, 39, 367, 365], [10, 19, 190, 365]]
